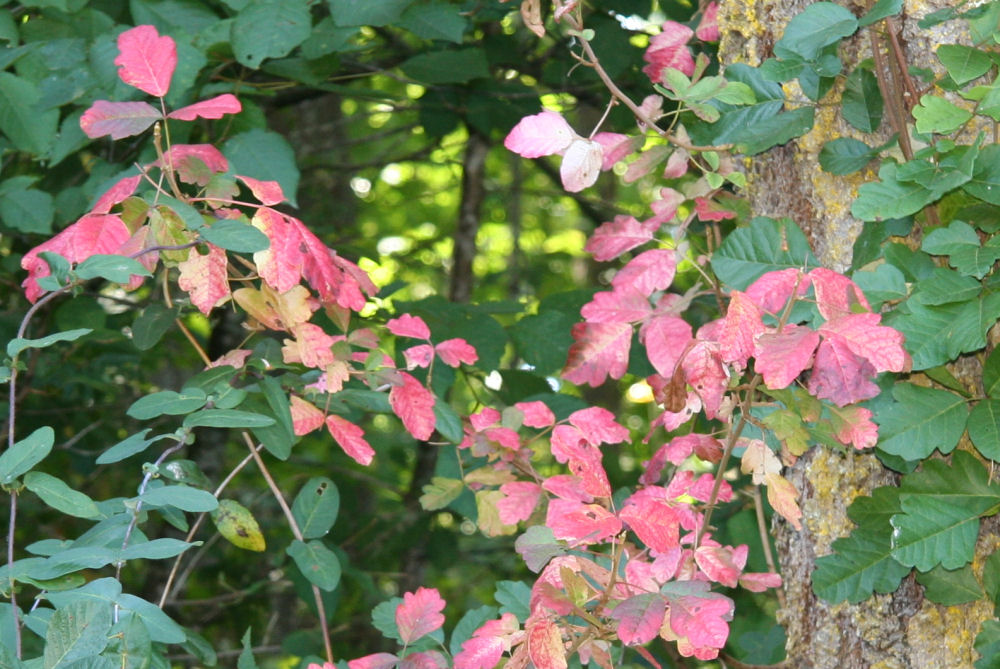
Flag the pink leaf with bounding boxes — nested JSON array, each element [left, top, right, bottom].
[[687, 471, 731, 503], [404, 344, 435, 369], [693, 197, 736, 222], [80, 100, 159, 139], [745, 268, 810, 314], [435, 338, 478, 366], [740, 571, 783, 592], [454, 637, 505, 669], [542, 475, 592, 503], [580, 288, 650, 323], [562, 322, 632, 387], [396, 587, 446, 644], [808, 336, 879, 406], [682, 341, 727, 419], [348, 653, 398, 669], [399, 652, 448, 669], [545, 499, 622, 544], [389, 372, 436, 441], [765, 471, 803, 530], [177, 244, 230, 314], [609, 594, 667, 646], [718, 291, 764, 367], [526, 618, 567, 669], [663, 148, 690, 178], [207, 349, 251, 369], [694, 545, 742, 587], [282, 323, 336, 368], [387, 314, 431, 339], [91, 175, 142, 214], [21, 214, 131, 302], [515, 401, 555, 428], [639, 316, 694, 377], [667, 593, 734, 657], [167, 93, 242, 121], [641, 433, 723, 484], [115, 25, 176, 97], [325, 414, 375, 466], [696, 2, 720, 41], [592, 132, 640, 170], [830, 405, 879, 450], [237, 175, 285, 206], [642, 22, 695, 82], [739, 439, 782, 486], [497, 481, 542, 525], [611, 248, 677, 296], [753, 324, 821, 389], [158, 144, 229, 186], [645, 187, 685, 226], [290, 396, 325, 436], [568, 406, 629, 445], [809, 267, 870, 320], [819, 313, 909, 373], [618, 488, 682, 553], [584, 215, 653, 262], [504, 111, 575, 158], [559, 138, 603, 192]]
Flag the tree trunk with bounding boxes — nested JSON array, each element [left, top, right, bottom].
[[718, 1, 995, 666]]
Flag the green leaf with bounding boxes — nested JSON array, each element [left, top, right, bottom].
[[130, 303, 177, 351], [140, 484, 218, 513], [774, 2, 859, 61], [449, 605, 499, 656], [200, 220, 270, 253], [915, 563, 984, 605], [969, 399, 1000, 460], [858, 0, 902, 27], [975, 619, 1000, 669], [231, 0, 312, 69], [400, 48, 489, 84], [494, 580, 532, 622], [923, 221, 1000, 278], [711, 216, 819, 289], [738, 106, 815, 155], [913, 94, 973, 134], [44, 600, 112, 668], [119, 538, 197, 561], [371, 597, 404, 642], [292, 477, 340, 540], [127, 389, 207, 420], [509, 310, 576, 375], [329, 0, 413, 27], [890, 451, 1000, 571], [286, 539, 341, 591], [514, 525, 565, 573], [211, 499, 266, 551], [0, 72, 58, 156], [433, 398, 463, 444], [75, 255, 151, 284], [964, 144, 1000, 205], [873, 383, 968, 459], [7, 328, 92, 358], [852, 263, 907, 308], [249, 375, 295, 460], [0, 426, 53, 485], [182, 409, 275, 429], [224, 129, 299, 207], [888, 294, 1000, 369], [938, 44, 993, 85], [819, 137, 878, 175], [399, 1, 467, 43], [852, 163, 939, 222], [237, 628, 258, 669], [96, 430, 155, 465], [812, 526, 910, 603], [984, 348, 1000, 398], [155, 195, 207, 232], [908, 268, 980, 306], [0, 183, 54, 234], [419, 477, 463, 511], [117, 593, 186, 643], [24, 472, 100, 519], [842, 68, 883, 132]]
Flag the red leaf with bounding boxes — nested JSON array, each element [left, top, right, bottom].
[[545, 499, 621, 544], [639, 315, 692, 377], [396, 587, 446, 644], [592, 132, 640, 171], [611, 248, 677, 296], [91, 175, 142, 214], [526, 618, 567, 669], [403, 344, 434, 369], [115, 25, 176, 97], [399, 652, 448, 669], [580, 288, 650, 323], [21, 214, 131, 302], [454, 637, 505, 669], [435, 338, 478, 367], [389, 372, 436, 441], [663, 148, 690, 178], [584, 215, 653, 262], [694, 545, 742, 587], [745, 268, 810, 314], [515, 401, 555, 428], [80, 100, 159, 139], [693, 197, 736, 222], [682, 341, 727, 419], [753, 324, 820, 389], [290, 396, 325, 436], [178, 244, 230, 314], [568, 406, 629, 445], [645, 187, 685, 226], [347, 653, 398, 669], [237, 175, 285, 206], [158, 144, 229, 186], [167, 93, 242, 121], [563, 322, 632, 387], [609, 594, 667, 645], [504, 111, 575, 158], [642, 22, 695, 83], [819, 313, 909, 373], [739, 572, 782, 592], [282, 323, 336, 368], [718, 291, 764, 367], [387, 314, 431, 339], [809, 267, 870, 320], [542, 475, 593, 503], [641, 433, 723, 484], [618, 487, 682, 552], [667, 593, 734, 659], [325, 414, 375, 466], [830, 405, 879, 450], [497, 481, 542, 525], [808, 336, 879, 406], [695, 2, 720, 41], [559, 138, 602, 192]]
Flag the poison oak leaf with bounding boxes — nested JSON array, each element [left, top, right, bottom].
[[568, 406, 629, 445], [167, 93, 242, 121], [289, 396, 325, 436], [693, 197, 736, 222], [545, 498, 622, 544], [515, 401, 555, 428], [584, 215, 653, 261], [399, 652, 448, 669], [389, 372, 436, 441], [642, 22, 695, 83], [559, 138, 603, 192], [619, 487, 682, 553], [80, 100, 160, 139], [581, 288, 650, 323], [639, 315, 692, 377], [435, 338, 478, 366], [663, 148, 690, 178], [610, 594, 667, 645], [739, 571, 782, 592], [470, 407, 501, 432], [281, 323, 336, 368], [809, 267, 871, 320], [694, 545, 742, 587], [549, 425, 587, 464], [91, 175, 143, 215], [157, 144, 229, 186], [592, 132, 639, 170], [612, 248, 677, 296], [682, 341, 727, 419], [563, 321, 632, 387], [683, 471, 732, 503], [497, 481, 542, 525], [504, 111, 575, 158], [753, 325, 821, 389], [237, 175, 285, 206], [819, 313, 909, 373], [526, 617, 567, 669], [396, 587, 446, 644], [696, 2, 720, 41], [116, 226, 157, 289], [233, 284, 316, 332], [764, 471, 803, 530], [454, 637, 505, 669], [646, 187, 685, 226], [403, 344, 434, 369], [568, 451, 613, 498], [177, 244, 230, 314], [649, 391, 702, 432], [808, 336, 879, 406], [347, 653, 398, 669], [718, 291, 764, 367], [740, 439, 782, 486], [115, 25, 176, 97], [745, 268, 810, 314], [207, 349, 251, 369], [542, 475, 593, 503], [21, 214, 131, 302], [325, 414, 375, 466], [830, 405, 879, 450], [665, 593, 734, 659], [387, 313, 431, 339]]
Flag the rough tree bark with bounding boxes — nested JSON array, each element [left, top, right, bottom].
[[718, 1, 996, 666]]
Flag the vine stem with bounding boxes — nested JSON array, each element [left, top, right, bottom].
[[752, 485, 785, 608]]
